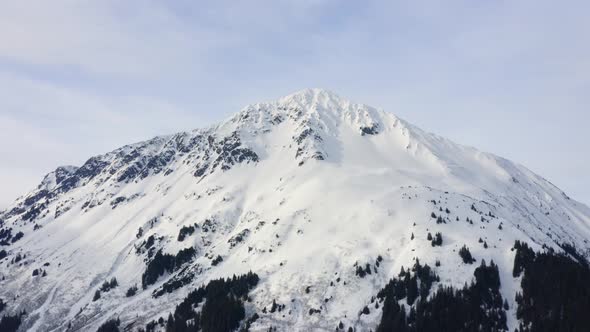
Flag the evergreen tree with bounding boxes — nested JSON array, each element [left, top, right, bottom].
[[126, 285, 138, 297], [0, 313, 23, 332], [376, 260, 506, 332], [361, 306, 370, 315], [513, 241, 590, 332], [406, 275, 418, 305], [155, 272, 259, 332], [96, 318, 120, 332], [177, 225, 196, 242], [431, 233, 443, 247], [166, 313, 174, 331], [459, 245, 476, 264]]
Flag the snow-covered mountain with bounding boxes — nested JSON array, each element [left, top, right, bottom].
[[1, 89, 589, 332]]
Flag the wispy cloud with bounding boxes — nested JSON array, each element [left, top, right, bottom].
[[0, 73, 209, 205], [0, 0, 588, 207], [0, 1, 202, 77]]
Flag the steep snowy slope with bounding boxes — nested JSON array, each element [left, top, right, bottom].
[[0, 89, 589, 331]]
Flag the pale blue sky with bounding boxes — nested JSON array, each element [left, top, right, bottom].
[[0, 0, 589, 207]]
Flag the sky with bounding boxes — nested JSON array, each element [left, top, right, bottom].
[[0, 0, 589, 208]]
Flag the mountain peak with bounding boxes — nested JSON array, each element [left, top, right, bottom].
[[227, 88, 387, 143], [280, 88, 344, 102], [1, 88, 590, 332], [277, 88, 358, 113]]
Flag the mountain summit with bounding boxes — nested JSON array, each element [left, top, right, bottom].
[[1, 90, 589, 331]]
